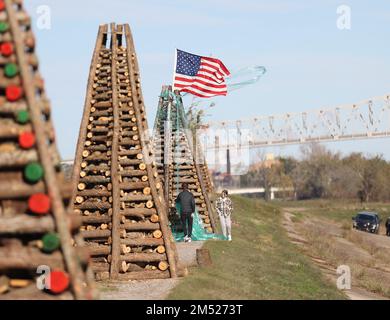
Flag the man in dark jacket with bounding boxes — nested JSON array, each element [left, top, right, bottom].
[[386, 217, 390, 236], [176, 183, 195, 242]]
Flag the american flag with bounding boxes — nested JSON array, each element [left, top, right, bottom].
[[173, 49, 230, 98]]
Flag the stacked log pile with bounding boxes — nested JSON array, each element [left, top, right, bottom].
[[0, 0, 95, 300], [71, 24, 178, 280], [200, 162, 214, 195], [152, 86, 217, 234]]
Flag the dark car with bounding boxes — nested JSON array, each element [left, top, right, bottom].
[[352, 212, 380, 234]]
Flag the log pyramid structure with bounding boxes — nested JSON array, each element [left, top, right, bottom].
[[199, 158, 214, 195], [152, 86, 217, 236], [71, 24, 178, 281], [0, 0, 95, 299]]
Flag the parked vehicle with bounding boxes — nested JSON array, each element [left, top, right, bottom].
[[352, 212, 380, 234]]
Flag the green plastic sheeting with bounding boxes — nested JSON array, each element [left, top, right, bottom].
[[172, 202, 226, 242]]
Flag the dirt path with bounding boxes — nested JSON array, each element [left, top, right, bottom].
[[282, 209, 389, 300], [99, 241, 204, 300]]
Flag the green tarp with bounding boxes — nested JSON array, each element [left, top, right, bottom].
[[172, 202, 226, 242]]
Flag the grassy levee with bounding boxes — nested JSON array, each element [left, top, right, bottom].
[[280, 199, 390, 224], [168, 196, 345, 300], [276, 199, 390, 298]]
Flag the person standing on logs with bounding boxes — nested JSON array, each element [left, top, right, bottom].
[[176, 183, 196, 243], [216, 190, 234, 241]]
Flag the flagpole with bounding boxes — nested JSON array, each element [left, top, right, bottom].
[[172, 48, 177, 90]]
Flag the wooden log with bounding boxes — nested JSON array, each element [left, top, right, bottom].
[[91, 136, 111, 142], [84, 155, 110, 162], [79, 176, 111, 184], [81, 229, 111, 239], [77, 190, 111, 197], [87, 245, 111, 256], [119, 139, 139, 146], [95, 271, 110, 281], [153, 230, 163, 239], [10, 279, 31, 288], [93, 101, 112, 108], [91, 127, 110, 133], [86, 145, 108, 152], [120, 238, 164, 247], [121, 252, 167, 263], [108, 24, 122, 279], [150, 214, 159, 223], [118, 149, 142, 156], [0, 275, 9, 294], [0, 179, 72, 199], [119, 159, 142, 166], [177, 178, 198, 183], [0, 214, 81, 235], [0, 284, 73, 300], [158, 261, 169, 271], [91, 262, 110, 273], [177, 165, 195, 170], [119, 181, 148, 190], [0, 246, 65, 270], [81, 215, 111, 224], [143, 187, 151, 196], [121, 208, 156, 217], [91, 120, 111, 127], [78, 183, 86, 190], [0, 150, 38, 167], [75, 201, 111, 210], [121, 261, 143, 272], [122, 222, 160, 231], [195, 199, 206, 205], [117, 270, 169, 280], [121, 194, 152, 202], [0, 100, 50, 116], [84, 164, 110, 172], [120, 169, 147, 177], [146, 200, 154, 208], [0, 124, 32, 138], [156, 245, 166, 254], [196, 249, 212, 267], [172, 170, 196, 176]]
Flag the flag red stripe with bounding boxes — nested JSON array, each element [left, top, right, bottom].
[[177, 83, 227, 95], [174, 73, 226, 87], [200, 61, 224, 75], [201, 57, 230, 76], [178, 72, 225, 85], [174, 83, 227, 94], [200, 62, 227, 78], [181, 88, 227, 98], [174, 76, 227, 89], [198, 67, 224, 79]]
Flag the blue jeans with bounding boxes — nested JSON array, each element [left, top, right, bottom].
[[181, 213, 193, 237]]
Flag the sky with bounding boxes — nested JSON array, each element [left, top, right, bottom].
[[24, 0, 390, 162]]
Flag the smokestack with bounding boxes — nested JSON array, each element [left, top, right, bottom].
[[226, 148, 231, 175]]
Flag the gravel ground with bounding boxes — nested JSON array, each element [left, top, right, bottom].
[[99, 241, 205, 300]]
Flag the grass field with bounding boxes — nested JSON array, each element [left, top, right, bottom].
[[168, 196, 346, 300], [277, 199, 390, 223]]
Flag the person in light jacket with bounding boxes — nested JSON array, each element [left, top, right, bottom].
[[215, 190, 233, 241]]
